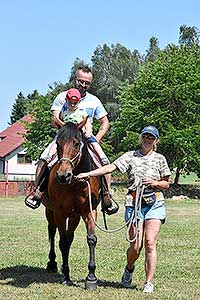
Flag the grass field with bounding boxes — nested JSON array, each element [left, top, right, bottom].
[[0, 194, 199, 300], [174, 173, 200, 185]]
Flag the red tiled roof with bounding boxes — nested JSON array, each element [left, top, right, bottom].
[[0, 115, 33, 158]]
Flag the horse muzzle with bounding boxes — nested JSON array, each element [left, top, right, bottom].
[[56, 171, 73, 184]]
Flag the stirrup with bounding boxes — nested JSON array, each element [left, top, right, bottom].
[[104, 205, 119, 215], [102, 192, 119, 215], [25, 193, 41, 209]]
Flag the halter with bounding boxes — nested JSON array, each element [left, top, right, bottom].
[[58, 142, 84, 168]]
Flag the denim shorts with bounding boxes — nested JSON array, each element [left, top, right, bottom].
[[87, 135, 97, 143], [125, 200, 166, 224]]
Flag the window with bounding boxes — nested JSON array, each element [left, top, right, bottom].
[[17, 154, 32, 164]]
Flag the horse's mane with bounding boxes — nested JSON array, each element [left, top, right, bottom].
[[57, 122, 82, 142]]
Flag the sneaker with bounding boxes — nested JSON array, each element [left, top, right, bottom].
[[143, 282, 154, 293], [121, 265, 135, 287]]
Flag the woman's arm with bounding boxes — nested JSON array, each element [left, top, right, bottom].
[[77, 163, 117, 179], [142, 176, 170, 190]]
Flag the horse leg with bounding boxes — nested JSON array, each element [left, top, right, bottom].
[[84, 211, 98, 290], [85, 233, 97, 289], [58, 214, 80, 285], [46, 209, 58, 273]]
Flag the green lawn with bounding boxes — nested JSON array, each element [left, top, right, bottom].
[[0, 195, 199, 300], [171, 172, 200, 185]]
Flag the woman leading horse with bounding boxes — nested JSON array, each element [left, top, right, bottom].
[[43, 121, 100, 289]]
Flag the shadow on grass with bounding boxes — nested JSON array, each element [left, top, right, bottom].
[[0, 266, 140, 290], [77, 278, 137, 290], [98, 278, 137, 290], [0, 265, 63, 288]]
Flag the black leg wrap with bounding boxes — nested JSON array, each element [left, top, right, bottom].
[[86, 233, 97, 276], [87, 233, 97, 247]]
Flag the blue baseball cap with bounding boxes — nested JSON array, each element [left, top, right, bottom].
[[141, 125, 160, 138]]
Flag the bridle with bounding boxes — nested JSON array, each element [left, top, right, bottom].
[[58, 142, 84, 169]]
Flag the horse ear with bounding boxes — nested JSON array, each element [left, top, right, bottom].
[[77, 116, 88, 129]]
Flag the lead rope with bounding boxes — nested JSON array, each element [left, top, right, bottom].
[[86, 180, 129, 233], [126, 180, 145, 253], [85, 179, 145, 244]]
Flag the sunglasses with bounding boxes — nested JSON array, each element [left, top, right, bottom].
[[76, 78, 91, 87], [141, 133, 156, 140]]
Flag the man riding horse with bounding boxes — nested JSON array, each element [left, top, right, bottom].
[[25, 65, 118, 215]]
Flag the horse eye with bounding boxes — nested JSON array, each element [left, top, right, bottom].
[[74, 142, 80, 150]]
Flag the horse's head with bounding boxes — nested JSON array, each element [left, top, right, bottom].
[[56, 122, 84, 184]]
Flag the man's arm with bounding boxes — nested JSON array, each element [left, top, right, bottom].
[[95, 115, 110, 142], [51, 110, 65, 129]]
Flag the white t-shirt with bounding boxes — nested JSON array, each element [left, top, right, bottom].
[[60, 105, 88, 124], [51, 91, 107, 123]]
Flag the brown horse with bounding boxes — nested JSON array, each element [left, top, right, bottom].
[[42, 121, 100, 289]]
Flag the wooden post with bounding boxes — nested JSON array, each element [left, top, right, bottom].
[[5, 160, 8, 197]]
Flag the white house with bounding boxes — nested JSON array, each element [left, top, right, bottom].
[[0, 115, 36, 180]]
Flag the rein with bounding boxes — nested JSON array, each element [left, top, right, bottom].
[[85, 178, 145, 249], [85, 180, 129, 233]]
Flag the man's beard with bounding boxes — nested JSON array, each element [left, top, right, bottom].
[[78, 87, 87, 97]]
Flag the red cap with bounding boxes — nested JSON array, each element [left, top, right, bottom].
[[66, 88, 81, 102]]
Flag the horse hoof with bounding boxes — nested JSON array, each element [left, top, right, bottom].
[[46, 261, 58, 273], [63, 279, 73, 286], [85, 279, 97, 290]]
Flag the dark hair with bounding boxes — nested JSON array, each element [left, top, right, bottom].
[[76, 64, 92, 74]]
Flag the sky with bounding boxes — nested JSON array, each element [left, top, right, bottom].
[[0, 0, 199, 132]]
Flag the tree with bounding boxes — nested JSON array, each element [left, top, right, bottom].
[[112, 44, 200, 183], [23, 94, 56, 160], [10, 92, 29, 124], [23, 82, 69, 159], [145, 36, 161, 62], [9, 90, 41, 124], [90, 43, 142, 104], [179, 24, 200, 46]]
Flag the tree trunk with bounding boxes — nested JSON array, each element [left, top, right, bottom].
[[174, 168, 180, 185]]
